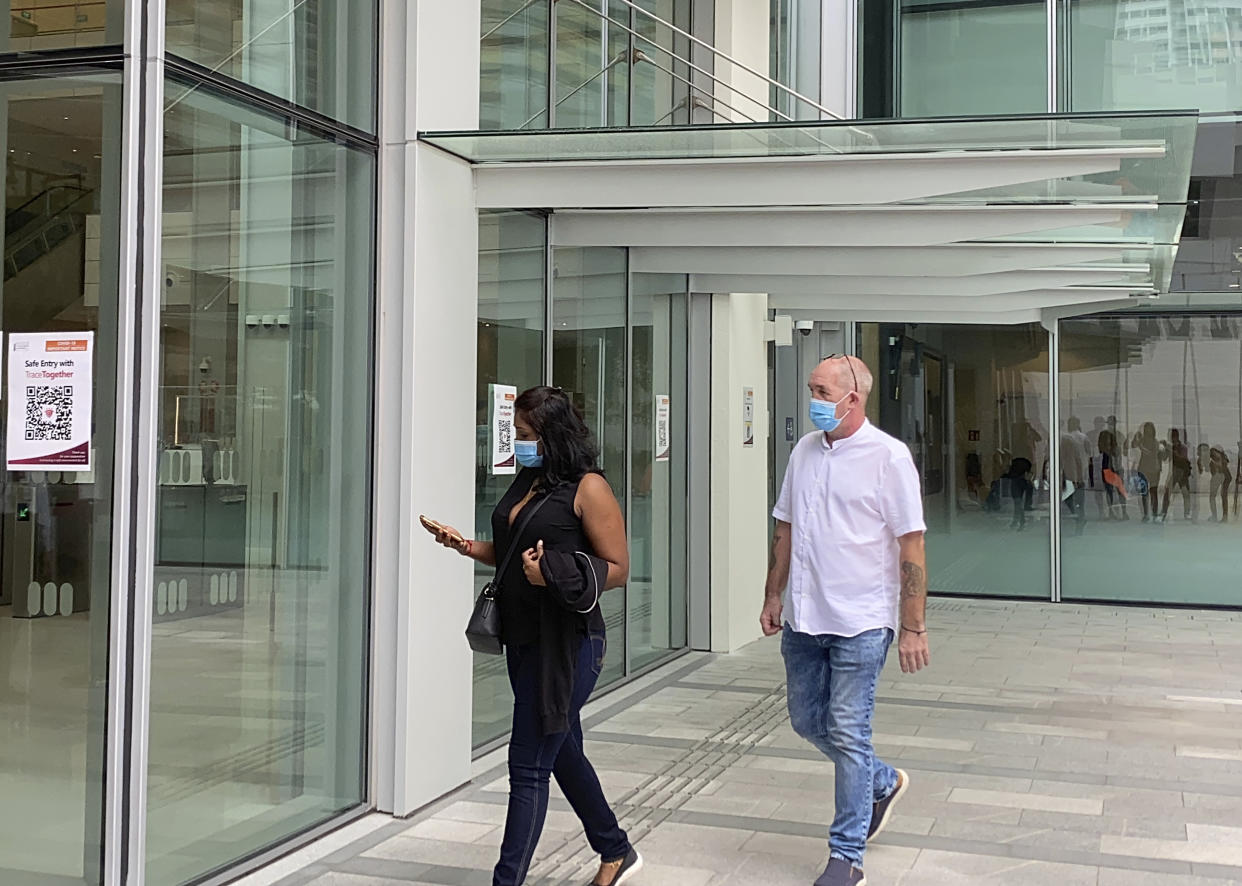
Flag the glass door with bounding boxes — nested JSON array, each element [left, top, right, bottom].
[[629, 275, 688, 672], [0, 71, 122, 885]]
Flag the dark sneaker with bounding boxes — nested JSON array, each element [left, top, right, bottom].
[[591, 847, 643, 886], [814, 856, 866, 886], [867, 768, 909, 841]]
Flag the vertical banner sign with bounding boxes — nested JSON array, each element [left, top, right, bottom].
[[490, 383, 517, 475], [655, 394, 671, 462], [742, 386, 755, 447], [7, 332, 94, 471]]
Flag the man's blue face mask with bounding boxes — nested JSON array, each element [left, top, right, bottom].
[[515, 438, 543, 468], [809, 396, 852, 434]]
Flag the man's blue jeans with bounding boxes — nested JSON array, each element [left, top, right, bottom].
[[781, 625, 898, 867]]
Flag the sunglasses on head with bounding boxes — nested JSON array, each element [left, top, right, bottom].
[[822, 353, 859, 394]]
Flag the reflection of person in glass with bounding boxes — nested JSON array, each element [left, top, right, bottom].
[[1161, 429, 1192, 522], [1003, 457, 1034, 530], [1133, 422, 1164, 522], [426, 387, 642, 886], [1099, 428, 1128, 520], [1210, 445, 1233, 522], [1060, 418, 1088, 533]]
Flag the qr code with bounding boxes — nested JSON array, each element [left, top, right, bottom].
[[25, 386, 73, 441]]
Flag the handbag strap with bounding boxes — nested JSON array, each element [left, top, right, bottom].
[[494, 491, 550, 585]]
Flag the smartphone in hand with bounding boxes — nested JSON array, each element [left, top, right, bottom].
[[419, 514, 465, 546]]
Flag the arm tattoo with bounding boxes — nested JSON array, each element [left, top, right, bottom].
[[900, 560, 925, 600], [769, 527, 785, 571]]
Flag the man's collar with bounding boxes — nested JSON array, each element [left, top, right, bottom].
[[821, 418, 871, 450]]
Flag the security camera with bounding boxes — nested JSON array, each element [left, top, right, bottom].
[[795, 319, 815, 337]]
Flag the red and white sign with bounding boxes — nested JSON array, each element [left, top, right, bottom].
[[7, 332, 94, 471], [491, 383, 517, 475]]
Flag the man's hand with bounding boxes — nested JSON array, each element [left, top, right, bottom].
[[898, 628, 930, 674], [760, 595, 783, 636], [761, 522, 792, 636]]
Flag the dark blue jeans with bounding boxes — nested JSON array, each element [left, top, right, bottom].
[[782, 626, 898, 867], [494, 632, 630, 886]]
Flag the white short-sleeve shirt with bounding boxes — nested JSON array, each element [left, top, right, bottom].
[[773, 420, 926, 637]]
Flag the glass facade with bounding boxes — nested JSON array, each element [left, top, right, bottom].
[[166, 0, 377, 132], [1067, 0, 1242, 113], [146, 81, 373, 884], [1060, 314, 1242, 605], [0, 0, 378, 877], [860, 323, 1053, 598], [480, 0, 693, 130], [0, 69, 121, 885], [471, 233, 692, 746], [2, 1, 123, 50], [897, 0, 1047, 117]]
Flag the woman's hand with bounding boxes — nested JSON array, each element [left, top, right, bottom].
[[522, 539, 546, 586], [433, 524, 470, 556]]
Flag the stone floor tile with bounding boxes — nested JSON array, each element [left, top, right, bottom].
[[904, 849, 1098, 885]]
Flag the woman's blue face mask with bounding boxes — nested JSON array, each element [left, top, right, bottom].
[[515, 438, 543, 468]]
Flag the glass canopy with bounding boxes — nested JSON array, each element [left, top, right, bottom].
[[423, 112, 1199, 315]]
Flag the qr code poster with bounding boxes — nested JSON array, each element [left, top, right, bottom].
[[6, 332, 94, 471], [490, 383, 517, 476]]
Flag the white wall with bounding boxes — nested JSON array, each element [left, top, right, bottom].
[[372, 0, 480, 816], [821, 0, 857, 117], [709, 293, 771, 652], [714, 0, 772, 121]]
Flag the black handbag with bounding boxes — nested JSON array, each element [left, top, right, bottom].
[[466, 494, 548, 655]]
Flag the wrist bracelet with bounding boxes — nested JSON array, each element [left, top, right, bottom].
[[900, 626, 926, 635]]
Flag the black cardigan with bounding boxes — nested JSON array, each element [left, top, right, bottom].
[[536, 549, 609, 735]]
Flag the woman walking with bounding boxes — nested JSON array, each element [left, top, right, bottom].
[[427, 386, 643, 886]]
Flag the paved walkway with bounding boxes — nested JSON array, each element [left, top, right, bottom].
[[242, 598, 1242, 886]]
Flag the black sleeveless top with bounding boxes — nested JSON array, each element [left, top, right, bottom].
[[491, 469, 594, 646]]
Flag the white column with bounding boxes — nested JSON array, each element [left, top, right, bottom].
[[713, 0, 771, 121], [709, 293, 770, 652], [372, 0, 482, 816], [821, 0, 858, 117]]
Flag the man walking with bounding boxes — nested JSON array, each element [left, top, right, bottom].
[[761, 355, 930, 886]]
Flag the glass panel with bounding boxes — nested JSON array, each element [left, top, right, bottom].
[[861, 323, 1053, 597], [552, 247, 627, 687], [0, 70, 120, 886], [629, 0, 681, 126], [1170, 118, 1242, 292], [898, 0, 1047, 116], [481, 0, 551, 129], [1068, 0, 1242, 113], [165, 0, 376, 132], [2, 1, 122, 50], [146, 80, 373, 884], [420, 114, 1198, 206], [555, 0, 629, 127], [628, 274, 687, 672], [473, 210, 546, 746], [1060, 314, 1242, 605], [771, 0, 823, 119]]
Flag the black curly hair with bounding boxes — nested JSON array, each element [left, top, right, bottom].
[[513, 386, 601, 488]]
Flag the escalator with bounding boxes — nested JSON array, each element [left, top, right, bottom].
[[5, 184, 93, 281]]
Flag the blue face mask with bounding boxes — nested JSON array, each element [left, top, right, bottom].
[[809, 397, 852, 434], [515, 439, 543, 469]]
